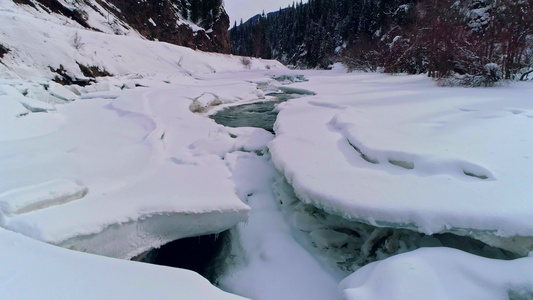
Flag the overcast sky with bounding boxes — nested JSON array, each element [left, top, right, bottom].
[[224, 0, 308, 26]]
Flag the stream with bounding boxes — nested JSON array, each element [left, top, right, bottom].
[[209, 81, 520, 275], [138, 78, 522, 299], [209, 93, 292, 133]]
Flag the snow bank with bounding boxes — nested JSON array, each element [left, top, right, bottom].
[[0, 228, 247, 300], [0, 0, 289, 263], [339, 247, 533, 300], [0, 79, 264, 259], [0, 2, 290, 294], [269, 72, 533, 254]]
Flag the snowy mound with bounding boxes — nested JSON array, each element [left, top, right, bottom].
[[0, 228, 247, 300], [269, 72, 533, 254], [339, 247, 533, 300]]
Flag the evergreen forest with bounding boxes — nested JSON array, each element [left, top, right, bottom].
[[230, 0, 533, 85]]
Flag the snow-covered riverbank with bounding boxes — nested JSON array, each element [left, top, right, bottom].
[[270, 71, 533, 255], [2, 67, 533, 300]]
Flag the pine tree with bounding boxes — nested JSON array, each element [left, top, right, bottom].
[[180, 0, 188, 20], [190, 0, 199, 23]]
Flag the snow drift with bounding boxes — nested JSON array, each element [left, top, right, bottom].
[[0, 228, 247, 300], [339, 247, 533, 300]]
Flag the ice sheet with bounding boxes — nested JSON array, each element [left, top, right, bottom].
[[269, 72, 533, 254]]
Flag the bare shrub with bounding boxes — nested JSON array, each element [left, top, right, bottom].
[[240, 57, 252, 69], [72, 32, 84, 50]]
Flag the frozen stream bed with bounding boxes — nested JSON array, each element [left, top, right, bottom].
[[1, 68, 533, 300], [2, 3, 530, 298], [208, 72, 533, 300]]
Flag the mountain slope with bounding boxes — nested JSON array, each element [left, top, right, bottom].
[[9, 0, 231, 53], [0, 1, 283, 83]]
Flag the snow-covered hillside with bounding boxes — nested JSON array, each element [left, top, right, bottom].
[[4, 0, 232, 53], [0, 2, 280, 82]]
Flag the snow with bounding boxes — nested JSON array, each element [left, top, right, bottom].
[[0, 83, 57, 118], [339, 247, 533, 300], [0, 94, 29, 118], [0, 179, 88, 215], [218, 151, 340, 300], [48, 81, 77, 102], [0, 14, 307, 300], [0, 228, 247, 300], [177, 19, 206, 33], [0, 80, 266, 259], [2, 1, 533, 299], [269, 72, 533, 255], [0, 0, 139, 37], [0, 1, 286, 261], [189, 87, 265, 113], [277, 85, 316, 95], [16, 95, 56, 112]]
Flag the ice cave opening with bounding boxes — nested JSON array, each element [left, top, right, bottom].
[[135, 231, 230, 283]]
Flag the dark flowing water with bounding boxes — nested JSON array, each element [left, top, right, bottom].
[[210, 94, 292, 133], [137, 232, 230, 283]]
